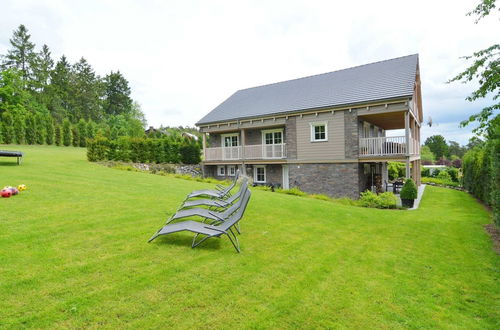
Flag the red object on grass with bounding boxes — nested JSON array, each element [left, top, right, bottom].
[[1, 189, 12, 198]]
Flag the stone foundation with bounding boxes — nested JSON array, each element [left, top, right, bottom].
[[288, 163, 360, 199]]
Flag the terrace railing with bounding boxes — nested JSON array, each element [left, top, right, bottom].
[[204, 144, 287, 161], [359, 136, 420, 157]]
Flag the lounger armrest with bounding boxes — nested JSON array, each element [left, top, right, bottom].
[[208, 211, 226, 222]]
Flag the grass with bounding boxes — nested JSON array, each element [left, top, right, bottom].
[[0, 145, 498, 329]]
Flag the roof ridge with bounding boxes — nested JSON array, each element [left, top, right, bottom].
[[236, 54, 419, 93]]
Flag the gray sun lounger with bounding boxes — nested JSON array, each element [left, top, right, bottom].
[[184, 170, 240, 200], [168, 181, 248, 225], [179, 179, 248, 210], [148, 190, 251, 252]]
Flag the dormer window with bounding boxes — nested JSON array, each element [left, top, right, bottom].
[[310, 122, 328, 142]]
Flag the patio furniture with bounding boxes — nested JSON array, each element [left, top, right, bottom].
[[167, 181, 248, 226], [148, 189, 252, 253], [178, 179, 248, 210], [0, 150, 23, 165], [393, 180, 403, 194], [184, 170, 240, 200]]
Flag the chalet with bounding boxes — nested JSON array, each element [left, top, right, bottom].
[[195, 54, 423, 198]]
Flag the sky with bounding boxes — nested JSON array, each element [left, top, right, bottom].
[[0, 0, 498, 145]]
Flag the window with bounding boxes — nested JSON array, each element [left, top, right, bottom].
[[228, 165, 236, 176], [262, 129, 283, 145], [221, 133, 239, 147], [217, 165, 225, 176], [254, 166, 266, 183], [310, 122, 328, 142]]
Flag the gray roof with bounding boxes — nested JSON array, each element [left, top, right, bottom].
[[196, 54, 419, 125]]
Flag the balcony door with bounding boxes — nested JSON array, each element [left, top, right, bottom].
[[262, 129, 284, 158], [221, 133, 239, 160]]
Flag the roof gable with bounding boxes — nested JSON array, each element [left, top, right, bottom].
[[197, 54, 418, 125]]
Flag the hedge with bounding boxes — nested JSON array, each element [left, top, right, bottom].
[[87, 136, 201, 165], [462, 139, 499, 226]]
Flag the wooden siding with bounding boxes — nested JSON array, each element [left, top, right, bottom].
[[295, 111, 345, 160]]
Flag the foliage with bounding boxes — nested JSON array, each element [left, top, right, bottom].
[[24, 113, 36, 144], [359, 190, 397, 209], [437, 170, 452, 182], [421, 167, 431, 177], [420, 145, 435, 164], [400, 179, 418, 200], [422, 177, 461, 188], [1, 111, 14, 143], [388, 162, 405, 180], [86, 136, 201, 165], [54, 124, 62, 146], [424, 135, 449, 158], [62, 118, 72, 146], [446, 167, 459, 182], [276, 187, 307, 197]]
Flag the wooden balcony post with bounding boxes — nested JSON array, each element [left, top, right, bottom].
[[241, 129, 246, 160], [202, 132, 207, 160]]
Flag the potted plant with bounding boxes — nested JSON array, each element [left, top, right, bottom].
[[400, 178, 418, 208]]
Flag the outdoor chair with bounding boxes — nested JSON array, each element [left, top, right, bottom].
[[167, 182, 248, 230], [178, 179, 248, 211], [148, 189, 251, 253], [184, 170, 240, 200]]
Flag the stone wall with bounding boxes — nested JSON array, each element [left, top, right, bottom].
[[344, 109, 358, 158], [285, 117, 297, 159], [288, 162, 360, 199], [266, 164, 283, 187]]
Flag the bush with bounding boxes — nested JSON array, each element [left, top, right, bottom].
[[180, 142, 201, 164], [359, 190, 397, 209], [437, 170, 452, 182], [25, 113, 36, 145], [388, 162, 405, 180], [421, 177, 460, 187], [445, 167, 459, 182], [276, 187, 307, 197], [86, 136, 110, 161], [1, 112, 14, 144], [62, 119, 72, 146], [400, 179, 418, 200], [421, 167, 431, 177]]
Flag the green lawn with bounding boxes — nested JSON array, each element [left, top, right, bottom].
[[0, 145, 498, 329]]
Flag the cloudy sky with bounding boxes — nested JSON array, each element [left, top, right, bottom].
[[1, 0, 498, 144]]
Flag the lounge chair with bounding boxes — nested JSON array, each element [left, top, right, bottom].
[[148, 190, 251, 253], [178, 179, 248, 210], [167, 181, 248, 225], [184, 170, 240, 200]]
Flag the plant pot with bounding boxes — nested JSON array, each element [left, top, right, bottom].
[[401, 198, 415, 208]]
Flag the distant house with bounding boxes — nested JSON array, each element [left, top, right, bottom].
[[195, 54, 423, 198]]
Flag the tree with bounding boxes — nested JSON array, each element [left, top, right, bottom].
[[1, 112, 14, 143], [25, 113, 36, 144], [449, 0, 499, 137], [46, 115, 55, 145], [70, 57, 103, 121], [448, 141, 466, 158], [48, 55, 72, 122], [31, 44, 54, 102], [420, 145, 436, 164], [103, 71, 132, 116], [54, 124, 62, 146], [77, 119, 87, 147], [62, 118, 72, 146], [1, 24, 36, 85], [424, 135, 449, 159], [34, 112, 46, 144], [71, 125, 79, 147], [13, 113, 25, 144]]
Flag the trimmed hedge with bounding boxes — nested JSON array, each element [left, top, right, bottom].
[[87, 136, 201, 165], [400, 179, 418, 200]]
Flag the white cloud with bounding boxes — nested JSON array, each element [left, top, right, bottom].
[[0, 0, 497, 144]]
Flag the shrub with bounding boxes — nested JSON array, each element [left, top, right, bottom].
[[1, 112, 14, 144], [277, 187, 307, 197], [62, 119, 72, 146], [421, 177, 460, 187], [54, 124, 62, 146], [421, 167, 431, 177], [71, 125, 79, 147], [46, 116, 54, 145], [13, 113, 25, 144], [25, 113, 36, 145], [400, 179, 418, 200], [180, 142, 202, 164], [86, 136, 110, 161], [445, 167, 459, 182], [359, 190, 397, 209], [437, 170, 452, 182], [309, 194, 332, 201]]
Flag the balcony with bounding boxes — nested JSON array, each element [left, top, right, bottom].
[[359, 136, 420, 157], [204, 144, 287, 161]]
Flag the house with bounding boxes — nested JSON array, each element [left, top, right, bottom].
[[195, 54, 423, 199]]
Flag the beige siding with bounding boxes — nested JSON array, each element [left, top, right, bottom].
[[296, 111, 345, 160]]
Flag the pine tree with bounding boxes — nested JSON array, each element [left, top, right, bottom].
[[1, 25, 36, 87], [62, 118, 72, 146], [71, 57, 103, 121], [103, 71, 132, 116], [46, 115, 55, 145], [77, 119, 87, 147], [1, 112, 15, 144], [71, 125, 79, 147], [0, 122, 3, 143], [86, 120, 96, 139], [54, 124, 62, 146], [25, 113, 36, 144], [34, 112, 46, 144], [13, 113, 25, 144], [31, 44, 54, 103], [48, 55, 72, 122]]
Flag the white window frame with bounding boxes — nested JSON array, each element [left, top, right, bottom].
[[217, 165, 225, 176], [221, 133, 239, 147], [227, 165, 236, 176], [310, 121, 328, 142], [253, 165, 266, 183], [261, 129, 284, 145]]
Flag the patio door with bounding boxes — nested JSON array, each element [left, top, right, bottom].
[[221, 133, 239, 159], [262, 129, 283, 158]]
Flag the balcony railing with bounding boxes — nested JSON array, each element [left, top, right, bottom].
[[204, 144, 287, 161], [359, 136, 420, 157]]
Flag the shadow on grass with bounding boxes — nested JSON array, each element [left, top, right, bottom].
[[0, 161, 21, 167], [151, 232, 222, 251]]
